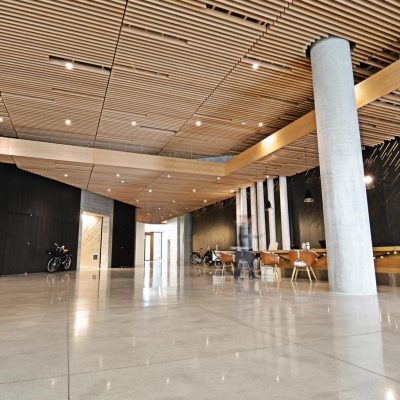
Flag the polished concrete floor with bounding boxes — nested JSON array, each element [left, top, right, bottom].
[[1, 263, 400, 399]]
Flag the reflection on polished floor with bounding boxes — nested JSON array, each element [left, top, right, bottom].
[[1, 262, 400, 399]]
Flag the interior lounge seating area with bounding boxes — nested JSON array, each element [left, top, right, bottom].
[[2, 1, 400, 399]]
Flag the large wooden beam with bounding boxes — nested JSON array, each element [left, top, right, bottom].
[[0, 137, 225, 176], [225, 58, 400, 175]]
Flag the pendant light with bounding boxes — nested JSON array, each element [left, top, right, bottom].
[[265, 166, 273, 209], [303, 147, 315, 203]]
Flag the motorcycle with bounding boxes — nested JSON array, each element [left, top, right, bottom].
[[46, 243, 72, 273]]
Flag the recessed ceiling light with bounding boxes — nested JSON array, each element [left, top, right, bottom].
[[131, 121, 137, 126], [148, 189, 152, 193], [65, 119, 71, 126], [116, 173, 120, 178], [241, 121, 246, 125], [230, 189, 235, 193], [195, 120, 202, 127], [252, 62, 259, 70], [64, 173, 68, 178], [120, 180, 125, 184], [192, 189, 196, 192], [107, 188, 111, 192], [266, 175, 270, 179], [258, 122, 263, 127], [158, 207, 161, 210], [0, 117, 4, 123], [167, 174, 171, 178], [136, 199, 139, 202], [172, 200, 175, 203], [217, 177, 221, 180], [203, 200, 207, 203], [65, 62, 74, 70], [147, 213, 150, 216], [169, 214, 172, 216]]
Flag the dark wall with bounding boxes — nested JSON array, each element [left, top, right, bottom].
[[192, 197, 236, 250], [288, 169, 325, 248], [111, 200, 136, 267], [0, 164, 81, 275], [288, 136, 400, 247]]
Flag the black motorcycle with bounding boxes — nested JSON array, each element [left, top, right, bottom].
[[46, 243, 72, 273]]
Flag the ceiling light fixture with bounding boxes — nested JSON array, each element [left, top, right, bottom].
[[172, 200, 175, 203], [65, 119, 71, 126], [217, 177, 221, 180], [167, 174, 171, 178], [203, 200, 207, 203], [0, 117, 4, 123], [131, 121, 137, 126], [116, 173, 120, 178], [65, 62, 74, 70], [136, 199, 139, 202], [107, 188, 111, 192], [195, 120, 202, 127], [258, 122, 263, 127], [266, 175, 270, 179], [303, 147, 315, 203], [64, 174, 68, 178], [148, 189, 152, 193], [241, 121, 246, 125], [192, 189, 196, 193], [120, 180, 125, 184], [252, 62, 259, 70], [364, 175, 374, 189]]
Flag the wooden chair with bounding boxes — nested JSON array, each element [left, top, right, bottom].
[[220, 253, 235, 275], [260, 251, 280, 281], [288, 250, 318, 282]]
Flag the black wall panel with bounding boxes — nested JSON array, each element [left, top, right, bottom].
[[111, 200, 135, 267], [0, 164, 81, 275], [192, 198, 236, 251], [287, 137, 400, 247]]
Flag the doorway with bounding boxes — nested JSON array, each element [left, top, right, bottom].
[[144, 232, 162, 261], [80, 212, 110, 269]]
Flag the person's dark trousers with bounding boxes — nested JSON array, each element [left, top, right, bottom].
[[234, 251, 256, 278]]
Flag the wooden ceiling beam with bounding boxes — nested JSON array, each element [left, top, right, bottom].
[[225, 58, 400, 175], [0, 137, 225, 177]]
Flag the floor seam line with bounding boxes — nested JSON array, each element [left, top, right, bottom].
[[68, 343, 292, 377], [298, 342, 400, 384]]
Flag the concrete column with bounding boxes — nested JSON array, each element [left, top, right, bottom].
[[256, 181, 267, 250], [279, 176, 291, 250], [250, 184, 258, 250], [310, 37, 376, 294], [267, 178, 276, 247], [235, 190, 241, 246], [240, 187, 249, 249]]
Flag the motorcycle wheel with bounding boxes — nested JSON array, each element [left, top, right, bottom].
[[214, 258, 223, 268], [47, 256, 61, 273], [63, 255, 72, 270], [190, 253, 200, 265]]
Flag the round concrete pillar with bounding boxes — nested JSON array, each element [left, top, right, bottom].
[[310, 37, 376, 294]]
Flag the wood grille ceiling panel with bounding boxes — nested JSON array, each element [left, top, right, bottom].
[[0, 0, 400, 223]]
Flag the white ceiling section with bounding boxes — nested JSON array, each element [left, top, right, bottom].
[[0, 0, 400, 222]]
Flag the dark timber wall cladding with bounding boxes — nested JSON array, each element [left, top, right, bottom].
[[111, 200, 136, 267], [192, 197, 236, 251], [0, 163, 81, 275], [288, 136, 400, 247]]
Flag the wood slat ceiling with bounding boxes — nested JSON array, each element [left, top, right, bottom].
[[0, 0, 400, 222]]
